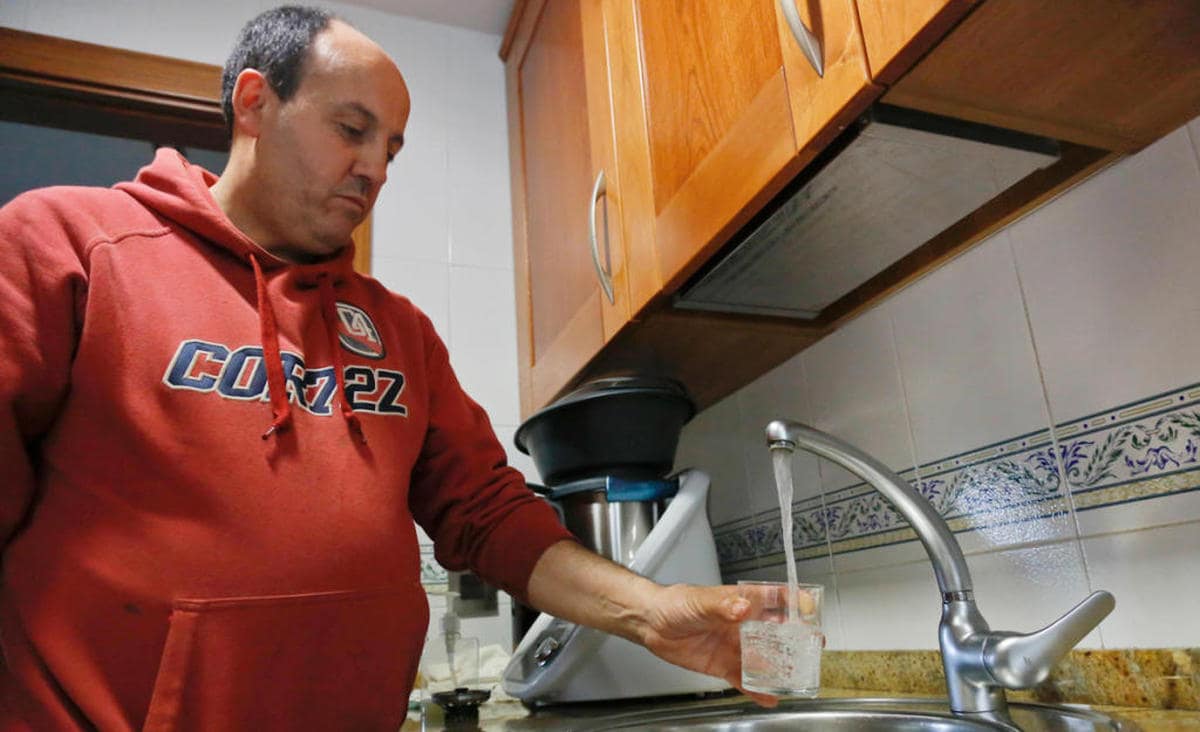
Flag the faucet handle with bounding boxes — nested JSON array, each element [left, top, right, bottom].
[[982, 591, 1115, 688]]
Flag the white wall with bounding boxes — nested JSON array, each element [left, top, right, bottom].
[[0, 0, 529, 653], [682, 117, 1200, 651]]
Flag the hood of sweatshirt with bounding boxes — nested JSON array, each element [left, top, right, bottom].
[[116, 147, 357, 275], [116, 148, 364, 441]]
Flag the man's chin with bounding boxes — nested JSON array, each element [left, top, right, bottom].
[[320, 228, 358, 252]]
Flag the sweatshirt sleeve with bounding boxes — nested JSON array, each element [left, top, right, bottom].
[[0, 193, 89, 544], [407, 317, 575, 604]]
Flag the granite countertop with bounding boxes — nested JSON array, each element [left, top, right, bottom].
[[406, 688, 1200, 731], [406, 647, 1200, 730]]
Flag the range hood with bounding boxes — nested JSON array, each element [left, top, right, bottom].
[[674, 104, 1060, 319]]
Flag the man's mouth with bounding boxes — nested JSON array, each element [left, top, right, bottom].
[[334, 194, 367, 213]]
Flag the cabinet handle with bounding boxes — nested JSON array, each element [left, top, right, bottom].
[[779, 0, 824, 77], [588, 169, 616, 305]]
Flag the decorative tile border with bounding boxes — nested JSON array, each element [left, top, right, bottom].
[[714, 514, 761, 575], [713, 381, 1200, 574], [1056, 383, 1200, 506]]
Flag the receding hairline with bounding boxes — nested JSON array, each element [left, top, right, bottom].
[[300, 22, 410, 110], [309, 19, 402, 74]]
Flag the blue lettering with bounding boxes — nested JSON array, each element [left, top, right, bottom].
[[165, 339, 409, 420], [218, 346, 268, 400], [343, 365, 377, 413], [278, 351, 308, 408], [164, 340, 228, 391], [304, 367, 337, 416], [376, 369, 408, 415]]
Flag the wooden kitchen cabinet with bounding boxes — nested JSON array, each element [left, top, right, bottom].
[[606, 0, 883, 306], [502, 0, 1200, 416], [854, 0, 977, 83], [883, 0, 1200, 153], [502, 0, 632, 416]]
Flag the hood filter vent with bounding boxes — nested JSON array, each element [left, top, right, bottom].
[[674, 105, 1060, 319]]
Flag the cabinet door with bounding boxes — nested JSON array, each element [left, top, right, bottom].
[[776, 0, 884, 175], [622, 0, 879, 298], [854, 0, 977, 84], [506, 0, 629, 415]]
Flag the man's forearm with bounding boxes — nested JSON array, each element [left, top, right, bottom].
[[524, 539, 666, 646]]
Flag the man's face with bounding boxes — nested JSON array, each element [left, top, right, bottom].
[[249, 22, 410, 262]]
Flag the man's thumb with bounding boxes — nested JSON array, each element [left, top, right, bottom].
[[722, 594, 750, 621]]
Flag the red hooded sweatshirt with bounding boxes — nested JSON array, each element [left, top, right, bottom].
[[0, 149, 572, 730]]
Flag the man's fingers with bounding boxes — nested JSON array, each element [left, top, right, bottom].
[[722, 594, 750, 621], [738, 685, 780, 708]]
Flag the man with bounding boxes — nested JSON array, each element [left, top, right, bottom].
[[0, 6, 769, 729]]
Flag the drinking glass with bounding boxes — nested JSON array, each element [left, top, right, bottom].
[[737, 580, 824, 697]]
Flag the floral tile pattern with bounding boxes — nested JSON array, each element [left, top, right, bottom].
[[713, 515, 760, 574], [711, 381, 1200, 575], [1056, 383, 1200, 506]]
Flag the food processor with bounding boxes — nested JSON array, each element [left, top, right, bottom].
[[502, 377, 728, 704]]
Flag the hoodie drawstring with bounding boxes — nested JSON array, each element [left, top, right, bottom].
[[317, 273, 367, 444], [249, 257, 366, 444], [250, 254, 293, 440]]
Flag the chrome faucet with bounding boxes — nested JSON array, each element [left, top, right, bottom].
[[765, 420, 1115, 728]]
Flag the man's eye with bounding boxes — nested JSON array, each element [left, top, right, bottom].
[[339, 124, 364, 139]]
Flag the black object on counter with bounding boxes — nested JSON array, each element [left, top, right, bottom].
[[514, 376, 695, 486], [431, 687, 491, 726]]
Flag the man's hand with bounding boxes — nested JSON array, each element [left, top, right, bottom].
[[639, 583, 780, 707], [525, 540, 779, 706]]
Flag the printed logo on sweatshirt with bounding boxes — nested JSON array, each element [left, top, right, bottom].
[[335, 302, 385, 359], [162, 339, 407, 417]]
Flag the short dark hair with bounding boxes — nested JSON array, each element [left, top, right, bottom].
[[220, 6, 339, 139]]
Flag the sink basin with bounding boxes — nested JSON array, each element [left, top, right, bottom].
[[575, 697, 1130, 731]]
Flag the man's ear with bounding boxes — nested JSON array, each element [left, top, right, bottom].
[[229, 68, 273, 138]]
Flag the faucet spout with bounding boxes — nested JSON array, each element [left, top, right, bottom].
[[766, 419, 972, 597]]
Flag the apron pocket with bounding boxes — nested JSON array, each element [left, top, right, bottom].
[[143, 586, 427, 732]]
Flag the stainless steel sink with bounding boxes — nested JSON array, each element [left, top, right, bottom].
[[574, 698, 1131, 731]]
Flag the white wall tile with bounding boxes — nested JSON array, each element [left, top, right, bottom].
[[446, 29, 514, 271], [372, 257, 450, 341], [366, 12, 453, 265], [832, 533, 929, 574], [749, 557, 835, 589], [801, 306, 918, 490], [0, 0, 31, 29], [1188, 118, 1200, 165], [887, 232, 1082, 556], [459, 610, 512, 654], [676, 394, 752, 529], [836, 558, 941, 650], [735, 355, 824, 514], [1081, 521, 1200, 647], [374, 141, 451, 265], [415, 523, 433, 546], [448, 265, 521, 426], [24, 0, 181, 55], [1009, 127, 1200, 425], [138, 0, 258, 65], [890, 233, 1049, 465], [967, 542, 1100, 648], [1075, 489, 1200, 538], [957, 505, 1082, 559]]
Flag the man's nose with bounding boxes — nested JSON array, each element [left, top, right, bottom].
[[353, 144, 389, 188]]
